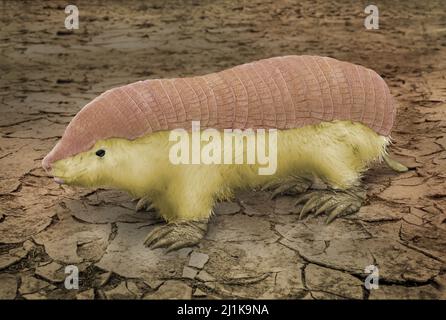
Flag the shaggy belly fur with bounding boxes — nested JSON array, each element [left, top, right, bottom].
[[54, 120, 388, 221]]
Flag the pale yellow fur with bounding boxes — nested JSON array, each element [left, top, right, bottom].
[[52, 120, 389, 222]]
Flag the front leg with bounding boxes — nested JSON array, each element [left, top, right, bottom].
[[144, 219, 208, 252], [143, 165, 222, 252]]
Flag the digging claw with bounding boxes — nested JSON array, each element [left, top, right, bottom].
[[263, 177, 312, 199], [326, 203, 352, 224], [299, 195, 320, 219], [302, 195, 333, 218], [144, 220, 208, 252], [295, 188, 364, 222], [136, 196, 154, 212], [270, 182, 296, 199], [294, 193, 314, 206], [314, 199, 336, 216]]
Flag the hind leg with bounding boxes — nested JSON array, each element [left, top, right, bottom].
[[261, 159, 366, 223], [295, 187, 366, 223], [296, 152, 372, 223], [292, 154, 367, 223], [276, 121, 390, 223], [264, 170, 366, 223]]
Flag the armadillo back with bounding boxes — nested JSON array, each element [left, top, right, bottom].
[[42, 55, 396, 169]]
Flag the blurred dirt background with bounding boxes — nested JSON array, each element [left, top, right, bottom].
[[0, 0, 445, 299]]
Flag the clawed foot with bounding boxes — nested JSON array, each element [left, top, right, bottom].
[[135, 196, 154, 212], [144, 220, 208, 252], [295, 188, 366, 223], [262, 176, 312, 199]]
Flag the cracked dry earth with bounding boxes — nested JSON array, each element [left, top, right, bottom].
[[1, 0, 446, 300]]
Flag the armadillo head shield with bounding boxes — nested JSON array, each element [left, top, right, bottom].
[[42, 84, 151, 172]]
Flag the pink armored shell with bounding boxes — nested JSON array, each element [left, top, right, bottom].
[[42, 55, 396, 170]]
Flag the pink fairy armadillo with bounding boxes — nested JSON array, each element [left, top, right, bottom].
[[43, 55, 405, 252], [42, 55, 395, 169]]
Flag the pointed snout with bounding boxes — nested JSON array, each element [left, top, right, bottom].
[[42, 156, 52, 173], [42, 154, 65, 184], [53, 177, 65, 184]]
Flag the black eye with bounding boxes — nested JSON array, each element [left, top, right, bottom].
[[95, 149, 106, 157]]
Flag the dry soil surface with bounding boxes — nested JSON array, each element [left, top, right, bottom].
[[0, 0, 445, 299]]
